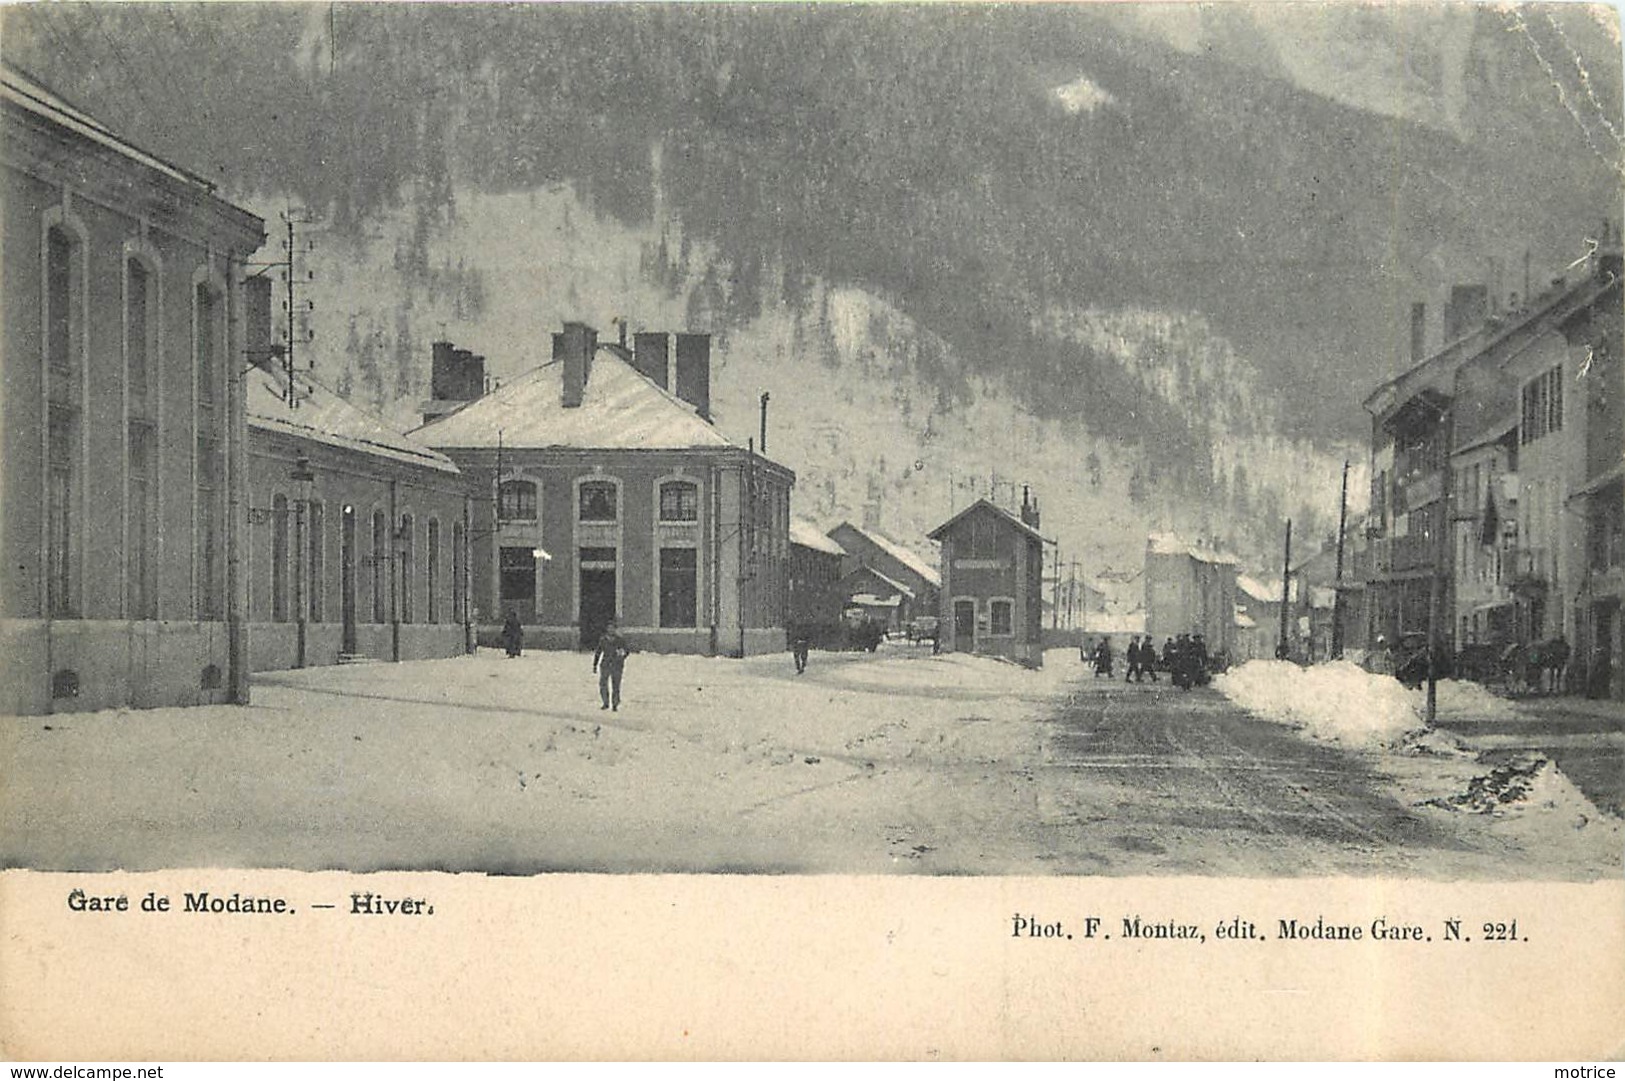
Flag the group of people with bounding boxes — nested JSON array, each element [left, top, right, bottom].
[[499, 611, 633, 711], [1081, 632, 1213, 689]]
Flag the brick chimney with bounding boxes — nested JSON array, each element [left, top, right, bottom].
[[633, 331, 671, 390], [1444, 284, 1489, 342], [1020, 486, 1041, 530], [674, 332, 711, 421], [558, 322, 597, 409]]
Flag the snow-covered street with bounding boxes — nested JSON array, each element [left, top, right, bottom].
[[2, 648, 1618, 877]]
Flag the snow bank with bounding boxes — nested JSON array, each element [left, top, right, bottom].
[[1423, 754, 1607, 823], [1214, 661, 1528, 748], [1213, 660, 1421, 747]]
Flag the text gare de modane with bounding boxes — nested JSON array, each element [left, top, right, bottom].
[[1010, 914, 1523, 944], [65, 889, 435, 916]]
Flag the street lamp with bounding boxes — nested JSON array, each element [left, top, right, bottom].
[[291, 454, 315, 668]]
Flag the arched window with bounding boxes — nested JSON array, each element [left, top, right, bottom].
[[578, 480, 617, 522], [44, 221, 85, 618], [498, 479, 537, 522], [452, 521, 466, 623], [308, 501, 325, 623], [427, 518, 441, 623], [399, 514, 415, 624], [372, 510, 388, 623], [125, 253, 158, 620], [659, 480, 699, 522]]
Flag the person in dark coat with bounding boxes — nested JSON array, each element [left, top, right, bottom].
[[1124, 635, 1141, 682], [1172, 633, 1194, 689], [501, 611, 524, 659], [791, 630, 811, 674], [593, 619, 631, 711], [1094, 638, 1113, 678]]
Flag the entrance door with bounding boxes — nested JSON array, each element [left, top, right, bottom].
[[954, 599, 976, 653], [499, 547, 537, 624], [340, 506, 358, 654], [1592, 600, 1617, 698], [579, 546, 618, 648]]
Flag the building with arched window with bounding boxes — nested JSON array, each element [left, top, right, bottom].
[[415, 322, 795, 655], [0, 64, 264, 714]]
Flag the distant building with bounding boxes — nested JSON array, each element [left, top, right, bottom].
[[788, 519, 846, 647], [1143, 533, 1239, 660], [0, 65, 265, 713], [837, 564, 915, 633], [415, 322, 794, 656], [244, 304, 471, 671], [927, 494, 1049, 667], [826, 521, 942, 625]]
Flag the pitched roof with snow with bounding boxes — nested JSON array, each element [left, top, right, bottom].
[[412, 350, 734, 451], [925, 498, 1049, 553], [791, 519, 845, 556], [843, 564, 916, 599], [1147, 531, 1239, 566], [248, 367, 458, 475]]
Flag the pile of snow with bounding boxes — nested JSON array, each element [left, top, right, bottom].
[[1213, 660, 1421, 747], [1215, 660, 1528, 748], [1422, 754, 1606, 823]]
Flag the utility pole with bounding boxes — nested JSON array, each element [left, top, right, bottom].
[[1278, 518, 1293, 659], [275, 209, 317, 407], [1332, 459, 1349, 659], [759, 391, 770, 456], [1052, 546, 1061, 630]]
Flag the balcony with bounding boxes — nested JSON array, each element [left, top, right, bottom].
[[1373, 534, 1437, 575]]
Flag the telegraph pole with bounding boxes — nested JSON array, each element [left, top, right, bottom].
[[1278, 519, 1293, 659], [1332, 459, 1349, 659]]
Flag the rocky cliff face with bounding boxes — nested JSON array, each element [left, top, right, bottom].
[[5, 3, 1616, 572]]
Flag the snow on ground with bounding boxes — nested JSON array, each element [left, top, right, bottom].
[[1214, 660, 1524, 749]]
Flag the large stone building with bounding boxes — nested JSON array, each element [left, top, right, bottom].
[[1, 65, 265, 713], [927, 495, 1048, 667], [415, 323, 795, 656]]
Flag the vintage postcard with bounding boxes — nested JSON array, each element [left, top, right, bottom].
[[0, 0, 1621, 1061]]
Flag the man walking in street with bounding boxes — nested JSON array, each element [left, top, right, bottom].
[[791, 629, 811, 674], [593, 619, 631, 711]]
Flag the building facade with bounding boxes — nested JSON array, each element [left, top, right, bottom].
[[788, 519, 846, 647], [1143, 533, 1239, 661], [1, 66, 265, 714], [245, 359, 471, 672], [928, 496, 1048, 667], [416, 323, 795, 656], [826, 522, 942, 622], [1366, 229, 1623, 694]]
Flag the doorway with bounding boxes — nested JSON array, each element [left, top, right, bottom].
[[953, 598, 976, 653], [579, 546, 617, 647]]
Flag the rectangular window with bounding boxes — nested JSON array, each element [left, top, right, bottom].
[[427, 519, 440, 623], [579, 546, 617, 567], [127, 422, 156, 619], [198, 438, 223, 619], [499, 546, 535, 605], [659, 547, 698, 628], [1521, 366, 1565, 444], [990, 599, 1013, 636], [272, 494, 289, 623], [308, 501, 325, 623], [47, 406, 76, 617], [659, 481, 699, 522], [47, 229, 72, 375], [579, 481, 617, 522], [127, 260, 148, 404]]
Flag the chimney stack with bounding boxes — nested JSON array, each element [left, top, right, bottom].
[[558, 322, 597, 409], [1020, 487, 1041, 530], [633, 331, 671, 390], [1444, 284, 1489, 342], [1409, 302, 1426, 363], [674, 332, 712, 421], [246, 276, 275, 370]]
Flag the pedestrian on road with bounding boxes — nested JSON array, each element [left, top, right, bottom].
[[792, 630, 811, 674], [593, 619, 631, 711], [1125, 635, 1142, 682], [501, 611, 524, 659]]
